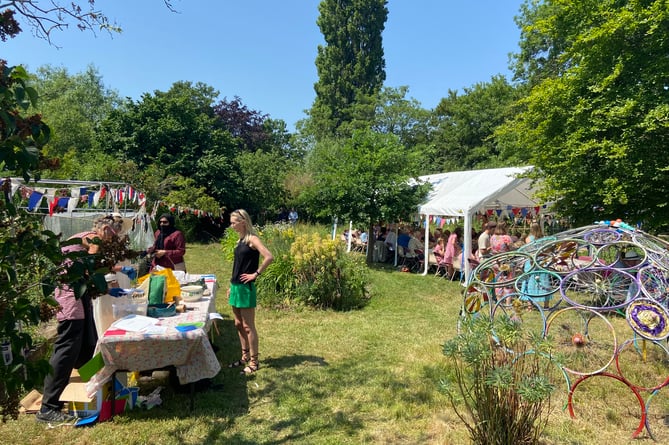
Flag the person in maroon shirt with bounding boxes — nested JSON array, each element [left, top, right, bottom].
[[148, 213, 186, 271]]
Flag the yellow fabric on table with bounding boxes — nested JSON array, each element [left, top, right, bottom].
[[137, 268, 181, 302]]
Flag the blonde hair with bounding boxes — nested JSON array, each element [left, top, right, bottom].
[[230, 209, 257, 245], [529, 222, 544, 239], [494, 221, 508, 235]]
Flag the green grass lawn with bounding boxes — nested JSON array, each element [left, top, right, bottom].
[[1, 243, 667, 444]]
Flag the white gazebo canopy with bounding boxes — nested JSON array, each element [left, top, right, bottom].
[[417, 166, 541, 278]]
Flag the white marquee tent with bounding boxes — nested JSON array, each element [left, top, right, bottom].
[[416, 166, 541, 279]]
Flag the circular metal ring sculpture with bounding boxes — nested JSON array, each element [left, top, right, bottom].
[[459, 222, 669, 439]]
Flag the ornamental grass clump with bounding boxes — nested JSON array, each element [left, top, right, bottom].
[[441, 315, 555, 445]]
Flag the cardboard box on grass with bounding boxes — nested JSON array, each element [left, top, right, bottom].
[[60, 359, 128, 422], [19, 389, 42, 414]]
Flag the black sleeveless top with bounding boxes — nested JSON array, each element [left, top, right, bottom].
[[231, 240, 260, 284]]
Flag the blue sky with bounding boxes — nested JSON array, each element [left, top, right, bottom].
[[4, 0, 524, 130]]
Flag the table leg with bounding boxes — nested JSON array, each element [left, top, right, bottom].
[[190, 382, 195, 411]]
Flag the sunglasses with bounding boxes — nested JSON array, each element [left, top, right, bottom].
[[159, 220, 169, 225]]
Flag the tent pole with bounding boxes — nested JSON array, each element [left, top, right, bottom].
[[422, 215, 430, 276], [463, 210, 472, 284]]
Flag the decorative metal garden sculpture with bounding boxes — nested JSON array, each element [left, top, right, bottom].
[[461, 221, 669, 440]]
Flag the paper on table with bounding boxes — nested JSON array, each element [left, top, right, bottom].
[[111, 314, 159, 332], [209, 312, 224, 321], [142, 325, 169, 335]]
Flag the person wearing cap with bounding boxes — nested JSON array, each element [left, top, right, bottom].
[[147, 213, 186, 271], [477, 221, 497, 261]]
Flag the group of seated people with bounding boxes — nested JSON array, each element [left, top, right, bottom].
[[340, 228, 369, 252], [340, 219, 543, 280]]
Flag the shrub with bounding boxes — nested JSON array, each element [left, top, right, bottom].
[[288, 233, 368, 310], [222, 224, 369, 310], [441, 315, 555, 445]]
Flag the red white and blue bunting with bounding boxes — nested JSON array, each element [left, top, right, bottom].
[[0, 179, 229, 218]]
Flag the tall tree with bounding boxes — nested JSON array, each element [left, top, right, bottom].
[[30, 65, 120, 178], [213, 96, 270, 152], [310, 0, 388, 140], [373, 86, 433, 151], [96, 81, 239, 206], [499, 0, 669, 228], [303, 129, 428, 262], [432, 75, 523, 172]]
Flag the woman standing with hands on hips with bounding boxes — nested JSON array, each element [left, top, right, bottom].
[[227, 209, 273, 375]]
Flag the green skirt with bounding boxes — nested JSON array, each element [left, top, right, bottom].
[[229, 282, 257, 309]]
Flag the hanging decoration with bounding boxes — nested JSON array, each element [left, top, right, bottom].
[[6, 178, 219, 219]]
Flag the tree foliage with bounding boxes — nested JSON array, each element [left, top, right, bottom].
[[0, 0, 120, 43], [303, 129, 429, 261], [0, 61, 49, 181], [432, 75, 523, 173], [310, 0, 388, 140], [372, 86, 434, 172], [0, 0, 177, 43], [0, 60, 114, 422], [29, 65, 121, 178], [96, 81, 238, 205], [235, 149, 290, 224], [499, 0, 669, 228], [213, 96, 270, 152]]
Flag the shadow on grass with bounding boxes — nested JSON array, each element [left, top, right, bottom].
[[262, 354, 329, 370]]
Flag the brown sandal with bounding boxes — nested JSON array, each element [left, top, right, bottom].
[[241, 355, 259, 375], [228, 349, 249, 368]]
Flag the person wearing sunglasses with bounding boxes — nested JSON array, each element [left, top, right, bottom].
[[147, 213, 186, 271]]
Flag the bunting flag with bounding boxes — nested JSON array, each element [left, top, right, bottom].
[[57, 197, 70, 209], [27, 191, 43, 211], [8, 178, 217, 218], [10, 182, 20, 198], [127, 186, 136, 203], [496, 209, 503, 217], [93, 190, 102, 207], [20, 186, 33, 200], [49, 197, 59, 216], [534, 206, 541, 215], [67, 196, 78, 213]]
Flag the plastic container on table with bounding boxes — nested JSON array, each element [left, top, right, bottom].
[[111, 289, 148, 319]]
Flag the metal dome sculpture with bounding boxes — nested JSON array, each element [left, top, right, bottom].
[[461, 220, 669, 440]]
